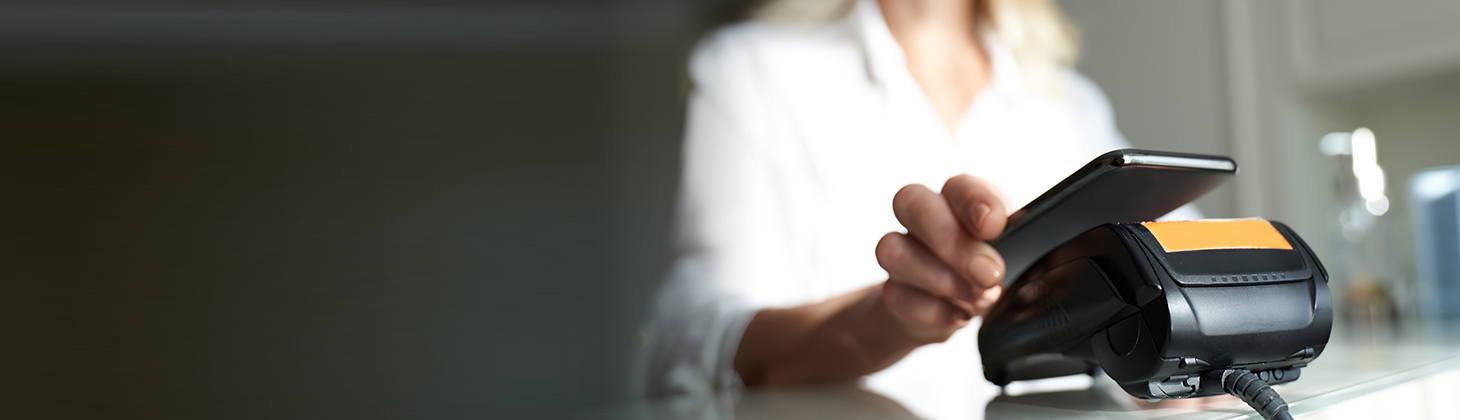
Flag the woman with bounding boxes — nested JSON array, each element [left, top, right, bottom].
[[635, 0, 1195, 416]]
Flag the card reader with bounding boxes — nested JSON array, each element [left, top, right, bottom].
[[979, 218, 1331, 420]]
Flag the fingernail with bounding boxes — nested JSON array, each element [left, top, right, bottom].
[[970, 255, 1004, 287], [983, 285, 1004, 302], [974, 203, 992, 231]]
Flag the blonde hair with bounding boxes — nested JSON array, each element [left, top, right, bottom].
[[752, 0, 1080, 94]]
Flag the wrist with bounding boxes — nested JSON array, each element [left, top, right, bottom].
[[826, 283, 935, 375], [789, 284, 926, 380], [865, 283, 941, 348]]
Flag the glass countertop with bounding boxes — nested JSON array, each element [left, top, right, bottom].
[[586, 322, 1460, 419]]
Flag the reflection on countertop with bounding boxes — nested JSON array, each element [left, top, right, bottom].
[[587, 321, 1460, 420], [584, 384, 920, 420]]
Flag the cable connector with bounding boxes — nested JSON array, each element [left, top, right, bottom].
[[1218, 368, 1293, 420]]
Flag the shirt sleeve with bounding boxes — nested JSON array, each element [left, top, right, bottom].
[[631, 27, 801, 398], [1066, 71, 1204, 221]]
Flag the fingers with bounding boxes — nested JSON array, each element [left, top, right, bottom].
[[876, 232, 976, 303], [882, 281, 970, 341], [942, 174, 1009, 240], [892, 184, 963, 254], [891, 184, 1006, 289]]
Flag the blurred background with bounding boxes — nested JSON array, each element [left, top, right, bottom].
[[4, 0, 1460, 418]]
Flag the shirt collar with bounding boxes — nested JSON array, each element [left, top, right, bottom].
[[850, 0, 904, 85], [850, 0, 1026, 100]]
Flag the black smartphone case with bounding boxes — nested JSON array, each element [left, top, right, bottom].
[[992, 149, 1237, 284]]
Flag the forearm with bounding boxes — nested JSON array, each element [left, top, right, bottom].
[[733, 284, 926, 386]]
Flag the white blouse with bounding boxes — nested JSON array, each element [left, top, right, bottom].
[[633, 1, 1196, 418]]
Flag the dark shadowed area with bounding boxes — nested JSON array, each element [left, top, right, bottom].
[[0, 0, 720, 417]]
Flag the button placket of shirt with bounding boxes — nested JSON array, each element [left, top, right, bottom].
[[955, 87, 1016, 161], [895, 81, 965, 187]]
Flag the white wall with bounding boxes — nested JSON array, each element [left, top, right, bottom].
[[1059, 0, 1237, 217], [1061, 0, 1460, 317]]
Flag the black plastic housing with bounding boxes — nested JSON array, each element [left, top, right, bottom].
[[978, 221, 1332, 399]]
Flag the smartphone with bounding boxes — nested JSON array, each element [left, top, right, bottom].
[[992, 149, 1237, 284]]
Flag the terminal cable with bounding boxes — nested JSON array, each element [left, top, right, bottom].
[[1220, 369, 1293, 420]]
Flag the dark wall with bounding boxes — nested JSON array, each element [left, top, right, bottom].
[[0, 1, 714, 418]]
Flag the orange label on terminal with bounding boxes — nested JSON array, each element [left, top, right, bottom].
[[1141, 218, 1292, 253]]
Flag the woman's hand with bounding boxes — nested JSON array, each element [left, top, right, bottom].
[[734, 174, 1009, 385], [876, 174, 1008, 343]]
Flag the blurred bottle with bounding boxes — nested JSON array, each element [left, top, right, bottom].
[[1408, 166, 1460, 319], [1319, 128, 1404, 326]]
